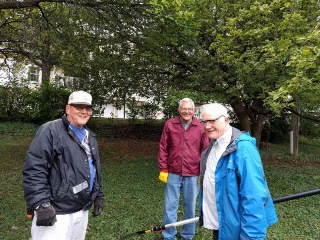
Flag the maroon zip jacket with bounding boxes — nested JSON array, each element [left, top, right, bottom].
[[158, 116, 209, 176]]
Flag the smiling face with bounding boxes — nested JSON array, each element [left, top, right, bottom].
[[178, 101, 195, 123], [66, 104, 92, 128], [201, 111, 229, 140]]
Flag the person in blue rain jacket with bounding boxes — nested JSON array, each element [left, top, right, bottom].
[[198, 103, 278, 240]]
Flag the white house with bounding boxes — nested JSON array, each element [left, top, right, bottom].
[[0, 60, 203, 120], [0, 60, 166, 119]]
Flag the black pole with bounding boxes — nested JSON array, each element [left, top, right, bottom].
[[120, 189, 320, 239], [273, 188, 320, 204]]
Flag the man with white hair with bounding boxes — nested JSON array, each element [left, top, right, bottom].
[[198, 103, 278, 240], [158, 98, 209, 240]]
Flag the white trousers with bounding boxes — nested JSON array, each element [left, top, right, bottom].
[[31, 209, 89, 240]]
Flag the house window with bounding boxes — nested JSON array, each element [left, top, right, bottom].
[[28, 65, 40, 82], [194, 107, 201, 119]]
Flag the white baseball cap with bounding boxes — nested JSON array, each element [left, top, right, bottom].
[[68, 91, 92, 106]]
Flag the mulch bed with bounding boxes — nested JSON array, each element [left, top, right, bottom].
[[99, 139, 320, 168], [263, 156, 320, 168], [99, 139, 159, 162]]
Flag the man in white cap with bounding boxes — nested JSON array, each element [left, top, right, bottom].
[[198, 103, 278, 240], [23, 90, 104, 240]]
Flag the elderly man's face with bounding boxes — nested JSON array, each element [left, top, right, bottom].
[[201, 111, 229, 140], [178, 101, 194, 123], [66, 104, 92, 128]]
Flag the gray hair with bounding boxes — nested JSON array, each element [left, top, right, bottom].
[[178, 98, 195, 108]]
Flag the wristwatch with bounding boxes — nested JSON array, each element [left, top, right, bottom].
[[35, 202, 51, 210]]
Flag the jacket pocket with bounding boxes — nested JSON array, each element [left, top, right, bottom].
[[54, 179, 70, 200]]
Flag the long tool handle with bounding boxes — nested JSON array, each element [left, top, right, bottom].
[[273, 188, 320, 204], [165, 217, 199, 228], [164, 189, 320, 229], [120, 188, 320, 239]]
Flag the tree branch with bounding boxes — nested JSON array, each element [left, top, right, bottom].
[[0, 1, 84, 10], [0, 0, 42, 9], [284, 106, 320, 123], [0, 0, 142, 10]]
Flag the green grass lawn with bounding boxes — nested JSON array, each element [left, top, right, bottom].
[[0, 122, 319, 239]]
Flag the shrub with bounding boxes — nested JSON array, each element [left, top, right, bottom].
[[299, 118, 320, 139], [0, 85, 70, 124], [88, 117, 165, 141]]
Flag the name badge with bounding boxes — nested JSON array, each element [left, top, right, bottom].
[[72, 181, 88, 194]]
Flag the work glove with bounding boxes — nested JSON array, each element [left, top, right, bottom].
[[26, 205, 34, 220], [35, 202, 57, 226], [159, 170, 168, 183], [92, 197, 104, 217]]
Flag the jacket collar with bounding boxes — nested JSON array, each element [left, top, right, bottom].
[[62, 114, 70, 130], [221, 127, 244, 157], [61, 114, 95, 137], [204, 127, 244, 158], [172, 116, 201, 126]]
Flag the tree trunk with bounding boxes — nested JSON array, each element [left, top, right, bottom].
[[40, 62, 53, 88], [291, 102, 299, 156], [231, 98, 266, 147], [230, 99, 251, 131], [123, 94, 126, 119], [250, 114, 266, 147]]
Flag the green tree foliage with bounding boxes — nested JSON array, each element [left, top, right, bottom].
[[268, 24, 320, 115], [147, 0, 320, 144], [1, 0, 320, 145], [0, 1, 166, 120], [0, 5, 68, 86]]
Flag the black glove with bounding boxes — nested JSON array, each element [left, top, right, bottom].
[[92, 198, 104, 217], [36, 202, 57, 226]]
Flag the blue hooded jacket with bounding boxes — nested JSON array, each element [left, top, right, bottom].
[[199, 127, 278, 239]]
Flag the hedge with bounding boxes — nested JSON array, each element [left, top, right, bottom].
[[87, 117, 165, 141]]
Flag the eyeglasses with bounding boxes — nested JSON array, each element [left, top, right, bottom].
[[70, 104, 92, 111], [180, 107, 194, 112], [201, 115, 225, 126]]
